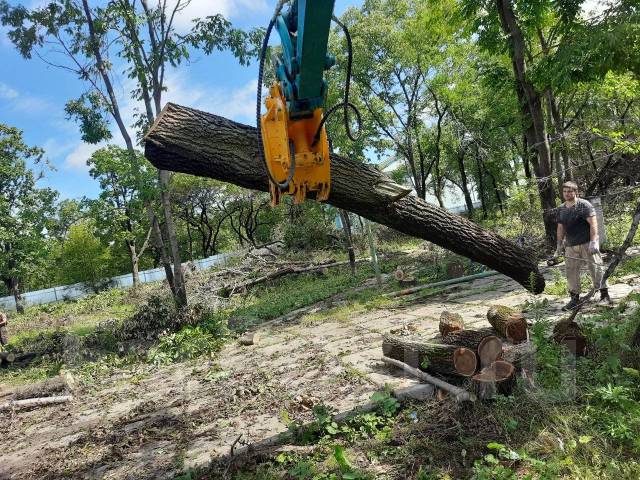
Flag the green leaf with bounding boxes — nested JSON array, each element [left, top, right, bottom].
[[578, 435, 593, 444]]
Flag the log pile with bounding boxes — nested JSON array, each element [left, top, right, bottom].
[[382, 306, 534, 401]]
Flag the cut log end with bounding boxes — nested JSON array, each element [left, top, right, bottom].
[[471, 360, 516, 400], [506, 319, 528, 343], [487, 306, 528, 343], [477, 336, 503, 368], [453, 347, 478, 377]]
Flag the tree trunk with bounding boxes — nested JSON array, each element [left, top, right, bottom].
[[474, 146, 488, 219], [442, 328, 504, 367], [382, 335, 477, 377], [144, 103, 545, 293], [456, 148, 475, 219], [339, 209, 357, 276], [9, 277, 24, 314], [497, 0, 557, 246], [470, 361, 516, 400], [441, 327, 497, 350], [127, 241, 140, 288], [159, 170, 187, 307]]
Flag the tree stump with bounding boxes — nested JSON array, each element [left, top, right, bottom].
[[553, 321, 587, 356], [471, 361, 516, 400], [487, 305, 528, 343], [439, 311, 465, 336], [382, 335, 477, 377]]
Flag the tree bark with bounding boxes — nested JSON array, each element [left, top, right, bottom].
[[382, 335, 477, 377], [339, 209, 357, 276], [441, 327, 497, 350], [456, 147, 475, 219], [159, 170, 187, 307], [439, 311, 465, 336], [9, 277, 24, 314], [144, 104, 545, 293]]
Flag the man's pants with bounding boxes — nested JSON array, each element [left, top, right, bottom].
[[565, 243, 607, 294]]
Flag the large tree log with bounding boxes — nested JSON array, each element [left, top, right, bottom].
[[144, 103, 545, 293], [487, 306, 528, 343], [382, 334, 477, 377]]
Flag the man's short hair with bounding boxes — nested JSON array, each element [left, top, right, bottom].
[[562, 181, 579, 192]]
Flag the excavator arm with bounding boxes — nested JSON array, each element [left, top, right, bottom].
[[259, 0, 338, 205]]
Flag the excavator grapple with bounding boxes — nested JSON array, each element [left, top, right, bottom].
[[260, 83, 330, 206]]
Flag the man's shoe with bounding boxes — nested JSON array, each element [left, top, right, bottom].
[[598, 288, 613, 306], [562, 293, 580, 311]]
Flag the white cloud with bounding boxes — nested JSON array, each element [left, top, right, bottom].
[[63, 142, 105, 172], [0, 82, 19, 100], [161, 70, 260, 123], [117, 69, 260, 128], [0, 81, 56, 116], [168, 0, 267, 32]]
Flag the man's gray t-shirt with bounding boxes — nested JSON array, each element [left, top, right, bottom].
[[558, 198, 595, 246]]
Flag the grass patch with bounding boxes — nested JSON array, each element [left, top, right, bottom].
[[222, 265, 380, 332]]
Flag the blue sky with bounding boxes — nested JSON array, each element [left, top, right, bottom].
[[0, 0, 361, 200]]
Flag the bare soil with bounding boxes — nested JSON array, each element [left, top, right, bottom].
[[1, 265, 638, 480]]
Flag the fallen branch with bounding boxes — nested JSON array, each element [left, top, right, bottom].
[[0, 374, 74, 400], [381, 356, 476, 402], [0, 395, 72, 412], [384, 271, 500, 298], [220, 258, 369, 296]]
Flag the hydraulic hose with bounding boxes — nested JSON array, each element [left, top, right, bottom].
[[312, 15, 362, 146]]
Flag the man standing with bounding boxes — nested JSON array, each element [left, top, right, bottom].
[[556, 181, 611, 310]]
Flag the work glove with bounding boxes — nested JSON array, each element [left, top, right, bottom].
[[589, 239, 600, 255], [555, 240, 565, 258]]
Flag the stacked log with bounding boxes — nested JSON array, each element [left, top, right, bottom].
[[487, 305, 528, 343], [382, 306, 536, 401], [441, 327, 503, 367], [382, 335, 477, 377], [439, 311, 465, 336]]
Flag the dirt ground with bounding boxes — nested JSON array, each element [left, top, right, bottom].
[[1, 262, 638, 480]]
